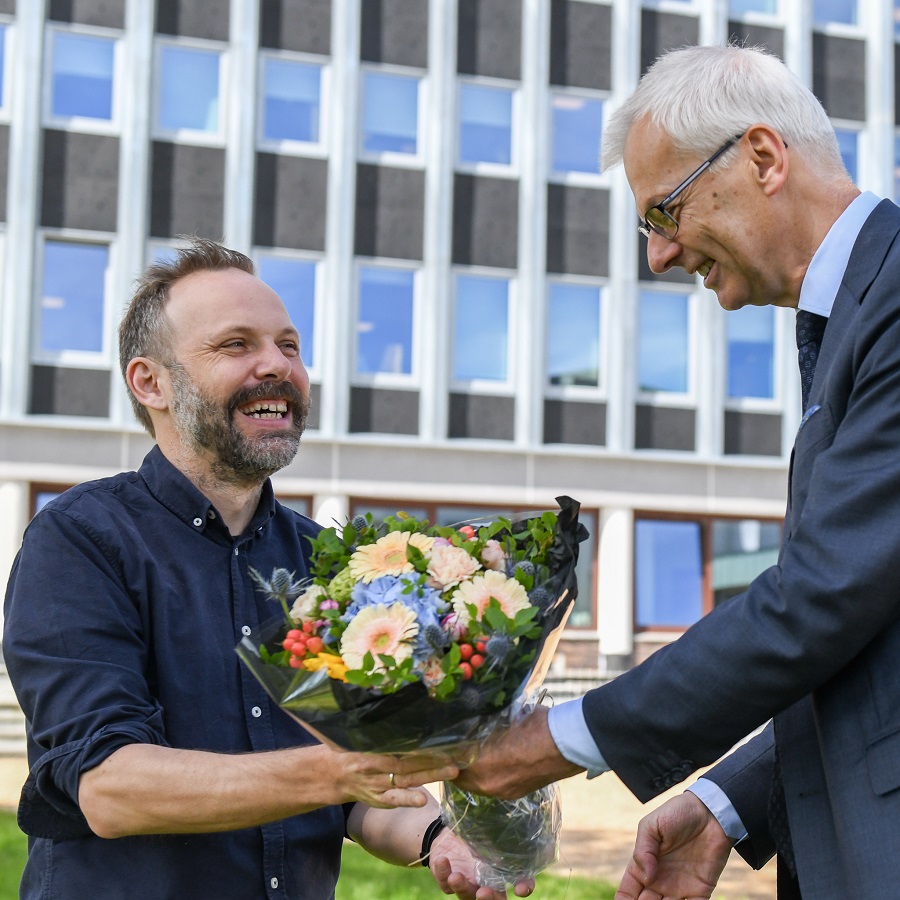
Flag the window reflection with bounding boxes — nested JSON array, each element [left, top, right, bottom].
[[635, 519, 703, 627], [258, 256, 317, 369], [813, 0, 857, 26], [51, 32, 115, 120], [39, 241, 108, 353], [835, 128, 858, 182], [712, 519, 781, 607], [459, 83, 513, 165], [362, 71, 419, 155], [547, 283, 600, 387], [454, 275, 509, 381], [729, 0, 779, 13], [158, 45, 220, 133], [727, 304, 774, 399], [638, 290, 689, 393], [262, 58, 321, 143], [357, 267, 415, 375], [0, 25, 7, 109], [551, 94, 603, 174]]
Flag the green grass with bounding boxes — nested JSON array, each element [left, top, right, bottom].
[[0, 811, 616, 900]]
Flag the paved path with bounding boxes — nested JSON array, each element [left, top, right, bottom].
[[0, 757, 776, 898]]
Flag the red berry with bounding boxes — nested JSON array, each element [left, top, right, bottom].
[[281, 638, 296, 651], [302, 621, 316, 634], [475, 640, 487, 654], [306, 636, 324, 655], [470, 654, 485, 669], [459, 643, 473, 660], [288, 657, 304, 668], [459, 662, 473, 680], [290, 641, 307, 656], [286, 629, 304, 641]]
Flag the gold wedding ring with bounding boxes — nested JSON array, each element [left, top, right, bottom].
[[389, 772, 396, 788]]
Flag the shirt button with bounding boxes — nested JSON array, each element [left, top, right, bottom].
[[270, 876, 279, 889], [251, 706, 262, 718], [234, 548, 239, 556], [192, 517, 203, 527], [241, 625, 252, 636]]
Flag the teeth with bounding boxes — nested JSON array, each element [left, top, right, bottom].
[[698, 261, 712, 278], [242, 400, 289, 418]]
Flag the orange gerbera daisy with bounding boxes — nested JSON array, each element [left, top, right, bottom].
[[451, 569, 530, 627], [348, 531, 435, 584], [339, 603, 419, 671]]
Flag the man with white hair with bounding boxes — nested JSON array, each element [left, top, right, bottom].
[[455, 44, 898, 899]]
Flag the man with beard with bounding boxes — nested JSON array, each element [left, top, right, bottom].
[[2, 239, 530, 900]]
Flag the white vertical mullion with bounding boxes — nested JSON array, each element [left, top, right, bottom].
[[863, 0, 894, 198], [320, 0, 361, 439], [515, 0, 548, 447], [419, 0, 457, 443], [784, 0, 813, 87], [109, 0, 155, 430], [698, 0, 729, 46], [1, 2, 45, 419], [605, 0, 641, 454]]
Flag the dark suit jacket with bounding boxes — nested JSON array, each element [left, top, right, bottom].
[[582, 199, 900, 897]]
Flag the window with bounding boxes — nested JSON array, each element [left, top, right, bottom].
[[835, 128, 858, 182], [458, 82, 513, 166], [157, 44, 221, 134], [729, 0, 778, 13], [813, 0, 857, 26], [550, 93, 603, 175], [638, 289, 689, 394], [356, 266, 416, 376], [361, 70, 420, 156], [0, 24, 7, 112], [546, 282, 601, 387], [726, 304, 774, 399], [896, 0, 900, 39], [30, 484, 72, 517], [275, 496, 312, 517], [453, 274, 510, 382], [258, 255, 318, 370], [49, 31, 115, 121], [635, 514, 781, 629], [37, 240, 109, 355], [261, 57, 321, 144]]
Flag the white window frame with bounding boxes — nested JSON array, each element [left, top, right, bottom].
[[257, 49, 330, 158], [455, 76, 520, 179], [722, 302, 787, 414], [352, 259, 422, 388], [358, 64, 426, 169], [547, 86, 609, 186], [635, 284, 697, 407], [32, 230, 117, 368], [152, 36, 228, 146], [450, 266, 517, 395], [254, 248, 324, 382], [42, 23, 122, 135], [543, 275, 608, 400]]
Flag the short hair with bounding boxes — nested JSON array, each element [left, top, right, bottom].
[[601, 44, 845, 179], [118, 237, 256, 436]]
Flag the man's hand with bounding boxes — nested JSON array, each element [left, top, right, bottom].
[[452, 706, 582, 800], [615, 792, 735, 900], [429, 827, 535, 899], [337, 751, 460, 809]]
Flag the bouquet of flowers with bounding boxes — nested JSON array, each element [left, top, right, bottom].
[[236, 495, 586, 886]]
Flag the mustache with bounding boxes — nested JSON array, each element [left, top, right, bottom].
[[228, 381, 308, 412]]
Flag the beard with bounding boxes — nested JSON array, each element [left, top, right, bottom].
[[169, 369, 309, 485]]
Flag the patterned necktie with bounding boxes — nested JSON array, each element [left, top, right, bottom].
[[796, 310, 828, 412]]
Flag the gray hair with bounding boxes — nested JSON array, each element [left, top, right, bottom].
[[118, 237, 256, 436], [602, 44, 846, 179]]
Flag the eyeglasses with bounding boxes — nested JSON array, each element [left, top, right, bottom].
[[638, 133, 744, 241]]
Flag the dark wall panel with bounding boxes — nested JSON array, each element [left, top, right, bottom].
[[361, 0, 428, 68], [543, 399, 606, 446], [0, 0, 14, 13], [254, 153, 327, 251], [457, 0, 521, 81], [634, 404, 695, 451], [150, 142, 225, 239], [49, 0, 125, 28], [726, 21, 784, 59], [259, 0, 331, 54], [0, 125, 8, 223], [452, 175, 518, 269], [355, 164, 425, 261], [546, 185, 609, 277], [812, 34, 866, 121], [30, 366, 110, 418], [448, 393, 514, 441], [41, 130, 119, 232], [156, 0, 229, 41], [549, 0, 612, 90], [349, 387, 419, 435], [640, 10, 700, 74], [723, 411, 782, 457]]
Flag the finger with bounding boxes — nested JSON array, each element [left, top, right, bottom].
[[513, 878, 534, 897], [391, 764, 460, 788], [446, 869, 478, 899], [368, 787, 429, 809], [430, 856, 453, 892]]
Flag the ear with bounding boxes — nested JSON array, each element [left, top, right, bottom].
[[126, 357, 170, 413], [744, 123, 789, 196]]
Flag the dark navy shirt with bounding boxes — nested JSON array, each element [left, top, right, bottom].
[[3, 446, 349, 899]]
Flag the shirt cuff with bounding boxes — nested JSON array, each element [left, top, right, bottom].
[[547, 697, 609, 778], [687, 777, 748, 842]]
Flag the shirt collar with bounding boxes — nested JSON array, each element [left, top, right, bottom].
[[798, 191, 881, 318]]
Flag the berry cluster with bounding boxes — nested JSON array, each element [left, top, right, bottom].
[[457, 639, 487, 680], [282, 622, 325, 668]]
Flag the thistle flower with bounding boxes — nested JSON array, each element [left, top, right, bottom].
[[249, 566, 308, 618], [528, 585, 554, 610], [485, 633, 513, 665]]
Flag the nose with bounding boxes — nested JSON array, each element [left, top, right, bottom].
[[646, 230, 682, 275], [253, 339, 294, 382]]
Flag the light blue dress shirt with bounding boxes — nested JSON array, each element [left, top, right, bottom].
[[547, 190, 883, 842]]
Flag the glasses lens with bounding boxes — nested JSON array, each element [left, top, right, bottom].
[[645, 206, 678, 239]]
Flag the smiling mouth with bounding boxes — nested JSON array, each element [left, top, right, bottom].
[[239, 400, 289, 420], [697, 260, 713, 278]]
